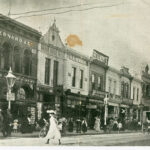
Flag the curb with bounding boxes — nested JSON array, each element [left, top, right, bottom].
[[6, 131, 142, 138]]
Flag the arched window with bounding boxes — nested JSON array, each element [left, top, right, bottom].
[[1, 42, 11, 70], [14, 46, 20, 73], [23, 49, 32, 75]]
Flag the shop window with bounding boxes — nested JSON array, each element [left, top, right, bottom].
[[72, 67, 76, 87], [80, 69, 84, 89], [14, 46, 21, 73], [1, 42, 11, 70], [45, 58, 51, 85], [23, 49, 32, 76], [53, 60, 59, 86]]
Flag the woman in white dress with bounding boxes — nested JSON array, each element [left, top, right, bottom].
[[94, 116, 101, 132], [45, 110, 61, 145]]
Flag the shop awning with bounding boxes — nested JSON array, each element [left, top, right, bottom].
[[120, 104, 129, 108], [89, 99, 103, 103], [108, 102, 119, 107]]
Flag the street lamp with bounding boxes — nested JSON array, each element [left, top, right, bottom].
[[6, 67, 16, 110], [104, 94, 109, 126]]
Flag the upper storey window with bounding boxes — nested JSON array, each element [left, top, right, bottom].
[[1, 42, 11, 70], [23, 49, 32, 76]]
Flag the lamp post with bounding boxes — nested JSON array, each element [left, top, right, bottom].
[[104, 94, 108, 126], [6, 67, 16, 110]]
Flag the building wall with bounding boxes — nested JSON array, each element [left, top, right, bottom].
[[89, 63, 106, 93], [106, 67, 121, 96], [37, 43, 65, 87], [63, 50, 89, 96], [131, 78, 142, 105]]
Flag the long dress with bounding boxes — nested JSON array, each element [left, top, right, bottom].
[[45, 116, 61, 140], [81, 120, 87, 133], [94, 117, 100, 132]]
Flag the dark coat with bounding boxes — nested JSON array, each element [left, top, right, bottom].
[[0, 113, 3, 131]]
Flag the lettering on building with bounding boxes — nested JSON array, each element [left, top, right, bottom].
[[93, 49, 109, 65], [0, 30, 35, 48]]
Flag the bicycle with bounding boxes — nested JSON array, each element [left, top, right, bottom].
[[39, 119, 49, 138]]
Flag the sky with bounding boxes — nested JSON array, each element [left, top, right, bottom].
[[0, 0, 150, 77]]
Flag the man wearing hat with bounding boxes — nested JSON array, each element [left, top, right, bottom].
[[45, 110, 61, 145]]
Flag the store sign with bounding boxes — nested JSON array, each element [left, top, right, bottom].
[[7, 92, 15, 101], [93, 49, 108, 65], [37, 103, 42, 120], [86, 104, 97, 109], [92, 90, 105, 98], [0, 30, 34, 47]]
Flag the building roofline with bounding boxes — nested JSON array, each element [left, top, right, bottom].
[[0, 14, 41, 37], [93, 49, 109, 58], [108, 66, 121, 75], [65, 46, 90, 61]]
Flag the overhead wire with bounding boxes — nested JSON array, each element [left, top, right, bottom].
[[0, 1, 125, 21], [13, 2, 124, 20]]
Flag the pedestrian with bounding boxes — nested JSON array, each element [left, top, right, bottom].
[[68, 118, 74, 132], [2, 109, 13, 137], [113, 118, 118, 131], [118, 122, 122, 133], [94, 116, 101, 132], [13, 119, 19, 133], [76, 118, 81, 133], [0, 109, 4, 134], [45, 110, 61, 145], [81, 118, 88, 133]]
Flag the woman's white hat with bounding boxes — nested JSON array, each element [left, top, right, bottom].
[[47, 110, 56, 114]]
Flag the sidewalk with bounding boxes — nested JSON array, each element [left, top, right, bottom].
[[0, 129, 142, 138]]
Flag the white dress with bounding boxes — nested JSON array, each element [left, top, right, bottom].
[[94, 118, 100, 132], [45, 116, 61, 140]]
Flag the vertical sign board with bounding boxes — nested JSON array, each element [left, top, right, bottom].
[[7, 92, 15, 101]]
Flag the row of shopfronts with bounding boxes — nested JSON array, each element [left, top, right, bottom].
[[0, 14, 148, 128]]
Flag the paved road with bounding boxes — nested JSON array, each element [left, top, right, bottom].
[[0, 133, 150, 146]]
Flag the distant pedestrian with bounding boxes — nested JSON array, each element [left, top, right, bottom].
[[0, 109, 4, 134], [113, 119, 118, 131], [76, 118, 81, 133], [68, 118, 74, 132], [2, 109, 12, 137], [118, 122, 122, 133], [94, 116, 101, 132], [81, 118, 88, 133], [13, 119, 19, 133], [45, 110, 61, 145]]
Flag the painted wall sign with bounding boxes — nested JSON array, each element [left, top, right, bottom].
[[0, 30, 34, 47], [93, 49, 109, 65]]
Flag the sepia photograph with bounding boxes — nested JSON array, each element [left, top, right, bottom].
[[0, 0, 150, 147]]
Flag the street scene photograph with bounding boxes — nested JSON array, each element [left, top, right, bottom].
[[0, 0, 150, 146]]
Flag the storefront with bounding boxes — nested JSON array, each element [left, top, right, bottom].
[[36, 85, 55, 120], [0, 14, 41, 125], [65, 93, 87, 120]]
